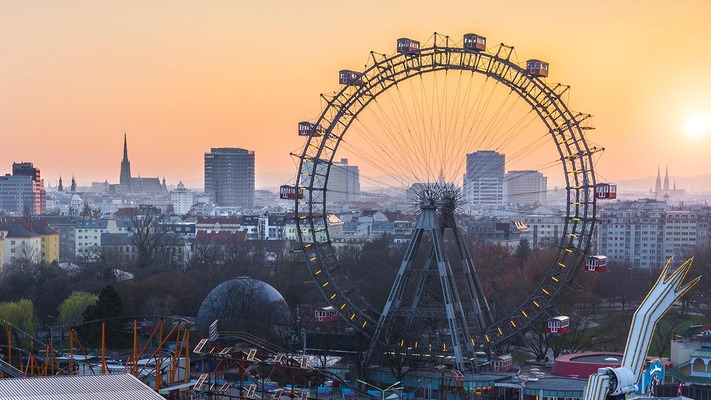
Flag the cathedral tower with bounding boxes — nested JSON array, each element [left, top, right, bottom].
[[120, 133, 132, 190]]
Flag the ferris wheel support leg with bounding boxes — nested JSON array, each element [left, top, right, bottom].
[[366, 223, 427, 366]]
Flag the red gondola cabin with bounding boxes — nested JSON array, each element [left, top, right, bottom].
[[491, 355, 513, 372], [397, 38, 421, 55], [279, 185, 303, 200], [526, 59, 549, 77], [339, 70, 364, 86], [463, 34, 486, 52], [547, 316, 570, 334], [585, 255, 608, 272], [315, 306, 338, 322], [596, 183, 617, 199], [298, 122, 317, 137]]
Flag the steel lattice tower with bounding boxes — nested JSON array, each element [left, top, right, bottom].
[[366, 184, 494, 371]]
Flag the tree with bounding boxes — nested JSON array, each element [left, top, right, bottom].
[[124, 208, 168, 272], [0, 299, 35, 338], [81, 285, 126, 348], [58, 291, 98, 328], [514, 238, 532, 266]]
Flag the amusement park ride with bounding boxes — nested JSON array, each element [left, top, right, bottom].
[[0, 317, 193, 392], [286, 30, 607, 371], [280, 30, 698, 398], [1, 31, 688, 400]]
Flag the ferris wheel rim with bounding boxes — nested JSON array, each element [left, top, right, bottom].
[[294, 33, 598, 350]]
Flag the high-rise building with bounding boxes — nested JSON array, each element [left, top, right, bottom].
[[505, 170, 547, 206], [327, 158, 361, 203], [204, 148, 255, 208], [463, 151, 505, 207], [171, 182, 194, 215], [0, 162, 46, 215]]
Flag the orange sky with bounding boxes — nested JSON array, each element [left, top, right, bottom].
[[2, 1, 710, 189]]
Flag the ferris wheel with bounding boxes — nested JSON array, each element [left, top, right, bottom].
[[289, 32, 599, 369]]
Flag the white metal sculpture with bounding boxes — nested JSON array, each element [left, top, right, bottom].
[[583, 258, 699, 400]]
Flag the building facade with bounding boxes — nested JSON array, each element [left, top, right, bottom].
[[171, 182, 194, 215], [327, 158, 361, 203], [505, 170, 547, 206], [598, 200, 710, 268], [463, 151, 505, 207], [204, 148, 255, 208], [0, 162, 46, 215]]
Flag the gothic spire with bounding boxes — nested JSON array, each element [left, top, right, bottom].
[[663, 165, 670, 192], [123, 132, 129, 162], [654, 165, 662, 195], [120, 133, 132, 189]]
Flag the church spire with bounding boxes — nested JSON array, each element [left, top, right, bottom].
[[120, 133, 132, 190], [58, 174, 63, 192], [654, 165, 662, 195], [663, 165, 670, 192], [123, 133, 128, 161]]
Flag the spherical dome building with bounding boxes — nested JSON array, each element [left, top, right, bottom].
[[197, 277, 290, 331]]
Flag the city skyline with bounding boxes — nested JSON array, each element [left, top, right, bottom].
[[2, 2, 711, 189]]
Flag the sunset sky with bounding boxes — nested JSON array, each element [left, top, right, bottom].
[[2, 1, 710, 190]]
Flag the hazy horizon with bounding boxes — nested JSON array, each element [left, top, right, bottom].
[[3, 1, 711, 191]]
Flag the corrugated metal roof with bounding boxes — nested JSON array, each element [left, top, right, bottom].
[[0, 373, 166, 399], [691, 348, 711, 359]]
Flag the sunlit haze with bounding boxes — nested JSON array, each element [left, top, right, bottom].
[[2, 1, 711, 189]]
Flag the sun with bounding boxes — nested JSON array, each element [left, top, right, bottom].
[[684, 116, 711, 137]]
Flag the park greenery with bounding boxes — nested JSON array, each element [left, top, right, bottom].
[[0, 231, 709, 362]]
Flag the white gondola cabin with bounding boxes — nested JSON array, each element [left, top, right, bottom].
[[585, 255, 608, 272], [596, 183, 617, 199], [279, 185, 303, 200], [526, 59, 549, 77], [491, 355, 513, 372], [463, 33, 486, 52], [397, 38, 421, 55], [315, 306, 338, 322], [547, 316, 570, 334], [338, 70, 364, 86]]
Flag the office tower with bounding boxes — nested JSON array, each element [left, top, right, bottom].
[[505, 170, 547, 205], [204, 148, 255, 208], [0, 162, 46, 215], [463, 151, 505, 207], [327, 158, 361, 203]]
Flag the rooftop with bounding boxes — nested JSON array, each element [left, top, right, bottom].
[[0, 373, 165, 400]]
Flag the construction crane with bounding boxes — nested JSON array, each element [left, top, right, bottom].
[[583, 258, 699, 400]]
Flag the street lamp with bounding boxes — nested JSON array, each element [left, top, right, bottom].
[[357, 379, 404, 400], [46, 315, 63, 352]]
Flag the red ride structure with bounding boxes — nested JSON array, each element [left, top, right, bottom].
[[314, 306, 338, 322], [585, 255, 608, 272], [595, 183, 617, 199], [298, 122, 320, 137], [491, 355, 513, 372], [526, 59, 549, 77], [463, 33, 486, 51], [279, 185, 303, 200], [396, 38, 421, 55], [338, 70, 364, 86], [547, 316, 570, 334]]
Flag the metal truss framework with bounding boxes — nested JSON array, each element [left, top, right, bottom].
[[294, 32, 598, 354]]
